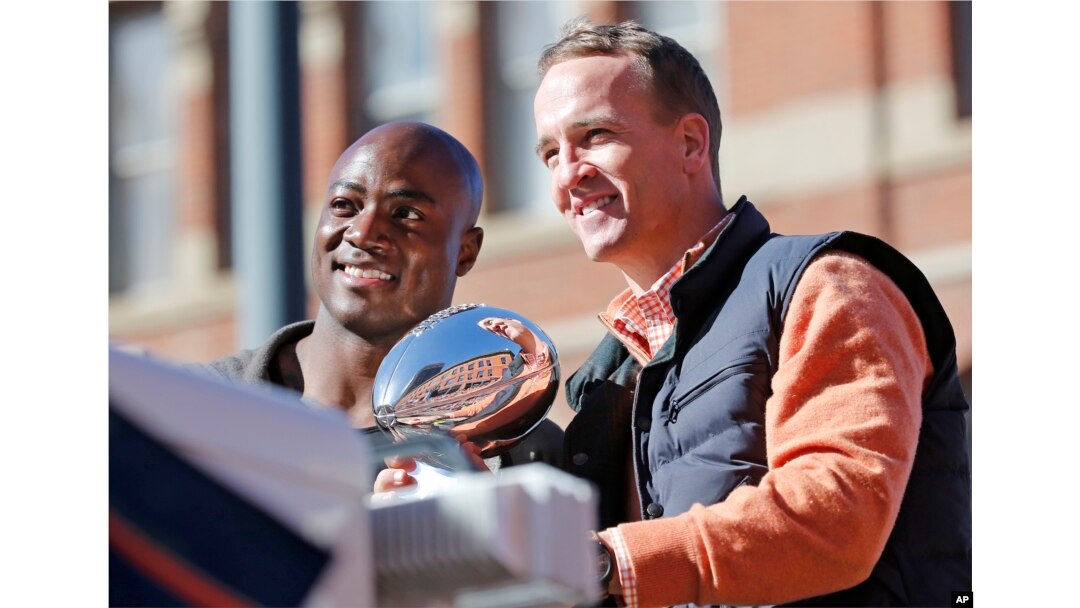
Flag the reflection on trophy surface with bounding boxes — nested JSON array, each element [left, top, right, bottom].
[[372, 303, 559, 471]]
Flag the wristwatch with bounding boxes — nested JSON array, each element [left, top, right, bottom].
[[595, 537, 614, 595]]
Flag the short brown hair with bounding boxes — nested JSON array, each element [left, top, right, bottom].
[[538, 17, 722, 187]]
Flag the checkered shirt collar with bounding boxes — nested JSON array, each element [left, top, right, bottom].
[[600, 211, 734, 362]]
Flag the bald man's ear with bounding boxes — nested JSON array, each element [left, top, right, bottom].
[[456, 226, 484, 277], [677, 113, 710, 176]]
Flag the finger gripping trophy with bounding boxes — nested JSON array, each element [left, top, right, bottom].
[[372, 304, 560, 472]]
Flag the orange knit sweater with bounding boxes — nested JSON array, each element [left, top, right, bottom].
[[609, 251, 932, 607]]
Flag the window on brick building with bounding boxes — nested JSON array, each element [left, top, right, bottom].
[[483, 1, 579, 215], [628, 1, 725, 102], [347, 1, 439, 136], [109, 3, 232, 297], [109, 5, 178, 294]]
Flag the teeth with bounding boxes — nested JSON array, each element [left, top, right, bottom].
[[580, 195, 615, 216], [343, 265, 393, 280]]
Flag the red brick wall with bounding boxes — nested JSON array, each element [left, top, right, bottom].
[[934, 281, 972, 371], [728, 2, 876, 116], [453, 244, 626, 323], [177, 93, 218, 234], [127, 313, 237, 364], [441, 8, 487, 173], [882, 1, 953, 82], [890, 165, 972, 252], [301, 62, 348, 210], [765, 183, 883, 238]]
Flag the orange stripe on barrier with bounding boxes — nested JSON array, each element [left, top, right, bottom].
[[109, 509, 254, 607]]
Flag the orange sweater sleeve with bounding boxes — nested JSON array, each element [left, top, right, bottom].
[[611, 251, 932, 607]]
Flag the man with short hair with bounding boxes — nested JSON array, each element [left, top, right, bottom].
[[533, 19, 970, 607], [204, 120, 562, 469]]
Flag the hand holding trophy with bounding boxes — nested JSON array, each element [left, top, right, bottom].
[[371, 303, 559, 498]]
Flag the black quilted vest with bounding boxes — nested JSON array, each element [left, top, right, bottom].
[[564, 197, 971, 606]]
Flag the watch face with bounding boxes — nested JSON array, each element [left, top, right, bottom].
[[596, 540, 613, 587]]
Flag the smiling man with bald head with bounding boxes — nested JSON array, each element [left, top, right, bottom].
[[201, 121, 562, 468]]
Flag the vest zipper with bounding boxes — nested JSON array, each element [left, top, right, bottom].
[[666, 358, 764, 424]]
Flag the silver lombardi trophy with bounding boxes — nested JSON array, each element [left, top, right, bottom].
[[372, 304, 560, 488]]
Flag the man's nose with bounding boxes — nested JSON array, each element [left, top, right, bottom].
[[343, 210, 387, 250], [555, 150, 595, 191]]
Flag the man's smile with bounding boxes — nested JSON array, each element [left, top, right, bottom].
[[576, 194, 618, 216], [334, 262, 396, 284]]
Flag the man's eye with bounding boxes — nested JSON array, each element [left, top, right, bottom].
[[394, 207, 423, 221], [330, 198, 354, 213], [542, 149, 558, 168], [585, 128, 610, 141]]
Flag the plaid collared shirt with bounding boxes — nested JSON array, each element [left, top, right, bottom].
[[600, 212, 734, 364]]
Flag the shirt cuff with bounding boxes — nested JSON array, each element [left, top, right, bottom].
[[605, 526, 639, 608]]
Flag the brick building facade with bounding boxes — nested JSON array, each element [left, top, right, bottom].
[[109, 1, 972, 427]]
